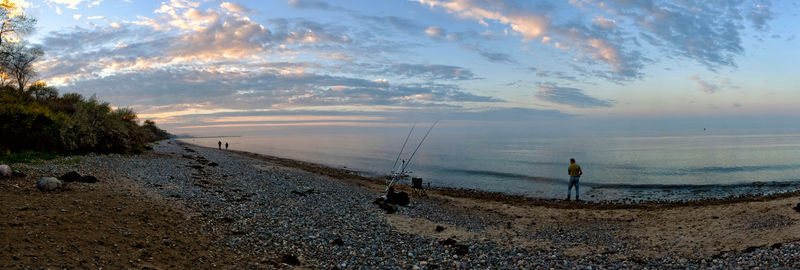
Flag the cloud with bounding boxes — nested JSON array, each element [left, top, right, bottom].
[[461, 44, 517, 64], [414, 0, 641, 79], [586, 0, 771, 70], [149, 107, 571, 130], [478, 50, 517, 64], [354, 15, 426, 36], [748, 2, 773, 31], [425, 26, 445, 37], [688, 75, 720, 94], [415, 0, 550, 40], [436, 107, 572, 121], [220, 2, 256, 14], [536, 83, 614, 108], [47, 57, 500, 111], [47, 0, 92, 9], [287, 0, 346, 11], [536, 70, 579, 82], [591, 16, 616, 30], [415, 0, 775, 81], [382, 64, 476, 80]]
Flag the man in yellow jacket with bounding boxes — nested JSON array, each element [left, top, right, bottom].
[[567, 158, 583, 201]]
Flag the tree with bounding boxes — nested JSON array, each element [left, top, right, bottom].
[[28, 81, 58, 100], [0, 0, 35, 47], [0, 0, 36, 92], [2, 42, 42, 95]]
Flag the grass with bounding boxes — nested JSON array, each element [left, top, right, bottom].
[[56, 156, 83, 165], [0, 151, 61, 164]]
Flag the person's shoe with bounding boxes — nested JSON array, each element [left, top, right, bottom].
[[576, 197, 581, 201], [565, 195, 571, 201]]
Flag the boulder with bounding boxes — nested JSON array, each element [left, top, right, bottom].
[[59, 171, 82, 182], [373, 197, 398, 214], [386, 190, 410, 206], [0, 165, 10, 178], [37, 177, 62, 192]]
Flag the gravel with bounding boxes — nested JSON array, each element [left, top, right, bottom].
[[15, 139, 800, 269]]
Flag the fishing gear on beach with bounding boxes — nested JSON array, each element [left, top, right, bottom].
[[386, 120, 438, 191]]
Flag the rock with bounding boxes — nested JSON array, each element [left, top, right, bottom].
[[0, 165, 10, 178], [12, 170, 26, 178], [59, 171, 82, 182], [332, 238, 344, 246], [37, 177, 63, 192], [221, 216, 235, 223], [743, 246, 762, 253], [373, 198, 398, 214], [435, 225, 446, 232], [80, 175, 99, 183], [208, 162, 219, 167], [793, 203, 800, 213], [440, 238, 458, 246], [281, 254, 300, 266], [453, 244, 469, 256]]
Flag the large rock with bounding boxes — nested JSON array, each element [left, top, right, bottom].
[[37, 177, 62, 192], [0, 165, 10, 178]]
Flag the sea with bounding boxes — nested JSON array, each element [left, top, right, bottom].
[[180, 123, 800, 202]]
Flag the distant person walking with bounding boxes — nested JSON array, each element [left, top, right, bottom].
[[225, 142, 229, 150], [218, 141, 222, 150], [566, 158, 583, 201]]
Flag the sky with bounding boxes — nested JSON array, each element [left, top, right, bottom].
[[21, 0, 800, 134]]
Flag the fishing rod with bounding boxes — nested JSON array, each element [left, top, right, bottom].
[[386, 120, 439, 190], [400, 120, 438, 174], [391, 122, 416, 175]]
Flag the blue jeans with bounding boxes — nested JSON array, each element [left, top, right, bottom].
[[567, 177, 580, 198]]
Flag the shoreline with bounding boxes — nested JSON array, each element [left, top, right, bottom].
[[5, 139, 800, 268], [179, 140, 800, 210]]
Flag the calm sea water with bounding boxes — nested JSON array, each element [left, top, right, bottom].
[[182, 127, 800, 202]]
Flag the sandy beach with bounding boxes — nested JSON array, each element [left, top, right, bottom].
[[2, 139, 800, 269]]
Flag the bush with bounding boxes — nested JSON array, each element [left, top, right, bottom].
[[0, 86, 170, 155], [0, 96, 65, 152], [0, 151, 59, 164]]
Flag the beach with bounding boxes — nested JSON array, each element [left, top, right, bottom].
[[2, 139, 800, 268]]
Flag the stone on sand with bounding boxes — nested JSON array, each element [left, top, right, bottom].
[[59, 171, 82, 182], [37, 177, 63, 192], [0, 164, 10, 178]]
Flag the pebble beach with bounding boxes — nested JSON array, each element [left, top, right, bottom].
[[3, 139, 800, 269]]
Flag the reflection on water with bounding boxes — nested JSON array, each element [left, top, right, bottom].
[[183, 128, 800, 202]]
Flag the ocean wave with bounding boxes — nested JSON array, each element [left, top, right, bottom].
[[651, 164, 800, 176], [442, 168, 800, 190]]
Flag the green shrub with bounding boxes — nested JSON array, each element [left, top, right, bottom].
[[0, 150, 59, 164], [2, 87, 170, 155], [0, 96, 66, 152]]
